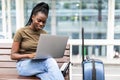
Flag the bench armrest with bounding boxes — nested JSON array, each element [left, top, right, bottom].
[[60, 62, 71, 77]]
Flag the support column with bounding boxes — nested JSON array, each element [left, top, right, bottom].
[[16, 0, 24, 30], [51, 0, 56, 35], [107, 0, 115, 59]]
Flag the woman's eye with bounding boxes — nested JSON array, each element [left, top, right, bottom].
[[37, 19, 45, 23], [37, 19, 41, 22]]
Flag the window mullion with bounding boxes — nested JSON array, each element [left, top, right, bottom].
[[1, 0, 7, 39], [7, 0, 12, 39]]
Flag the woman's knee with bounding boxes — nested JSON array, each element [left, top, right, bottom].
[[45, 58, 58, 67]]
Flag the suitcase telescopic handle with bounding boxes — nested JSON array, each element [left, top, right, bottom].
[[82, 27, 84, 62], [82, 27, 85, 80]]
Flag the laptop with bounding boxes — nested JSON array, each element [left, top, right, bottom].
[[33, 34, 69, 59]]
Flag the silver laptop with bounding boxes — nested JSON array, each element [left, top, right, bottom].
[[33, 34, 69, 59]]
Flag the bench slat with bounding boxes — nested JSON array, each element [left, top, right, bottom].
[[0, 55, 14, 61], [0, 43, 12, 48], [0, 61, 67, 68], [0, 68, 38, 79], [0, 53, 69, 61], [0, 55, 69, 62], [0, 75, 39, 80], [0, 62, 16, 68], [0, 49, 11, 54], [0, 68, 69, 80]]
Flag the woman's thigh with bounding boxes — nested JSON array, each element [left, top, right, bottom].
[[36, 58, 64, 80], [16, 59, 46, 76]]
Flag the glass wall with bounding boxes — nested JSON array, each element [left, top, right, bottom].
[[56, 0, 81, 37], [55, 0, 108, 56], [114, 0, 120, 55], [0, 0, 4, 39], [11, 0, 16, 38], [0, 0, 16, 39], [0, 0, 119, 58], [0, 0, 2, 34], [56, 0, 108, 39], [83, 0, 108, 56], [115, 0, 120, 39]]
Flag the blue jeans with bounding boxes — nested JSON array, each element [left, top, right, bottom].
[[16, 58, 64, 80]]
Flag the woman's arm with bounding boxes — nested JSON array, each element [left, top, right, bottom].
[[11, 42, 35, 60]]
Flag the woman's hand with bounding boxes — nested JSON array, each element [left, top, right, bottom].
[[27, 53, 36, 59]]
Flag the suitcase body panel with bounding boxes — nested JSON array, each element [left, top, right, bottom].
[[83, 59, 105, 80]]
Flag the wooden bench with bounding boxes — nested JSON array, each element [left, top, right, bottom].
[[0, 43, 70, 80]]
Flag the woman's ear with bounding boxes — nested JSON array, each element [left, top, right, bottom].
[[32, 15, 35, 21]]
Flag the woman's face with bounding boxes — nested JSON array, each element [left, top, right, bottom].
[[31, 12, 48, 31]]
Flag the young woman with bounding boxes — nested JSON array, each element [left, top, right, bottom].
[[11, 2, 64, 80]]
